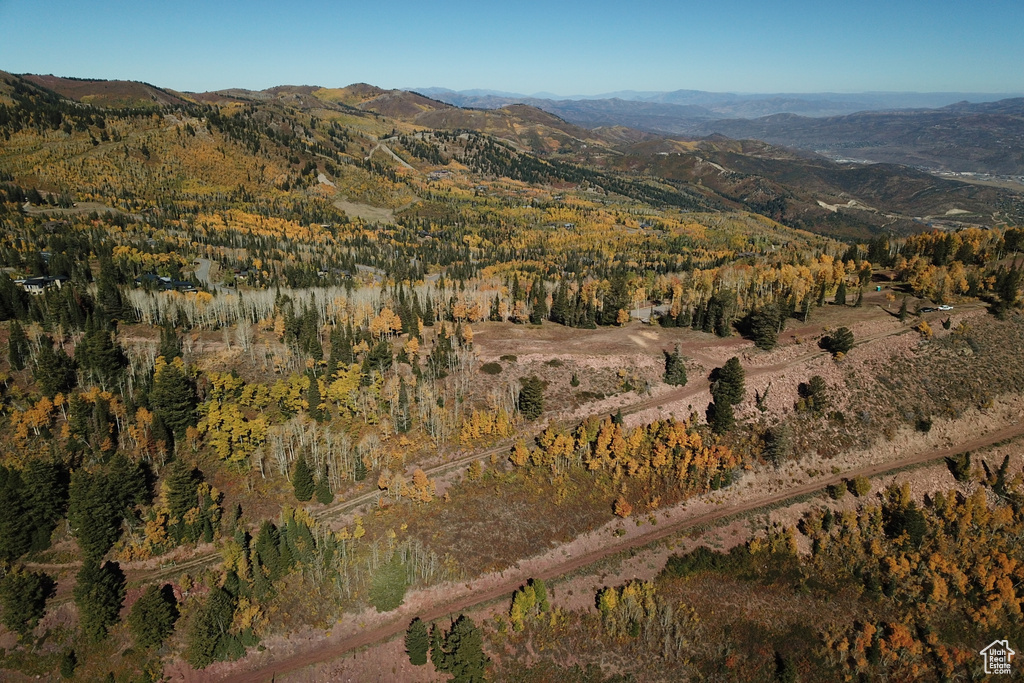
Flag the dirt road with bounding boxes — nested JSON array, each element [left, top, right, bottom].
[[211, 416, 1024, 683]]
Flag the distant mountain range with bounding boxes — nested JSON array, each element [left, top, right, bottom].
[[413, 88, 1024, 175], [414, 87, 1020, 119]]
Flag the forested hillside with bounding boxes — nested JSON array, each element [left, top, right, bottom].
[[0, 71, 1022, 681]]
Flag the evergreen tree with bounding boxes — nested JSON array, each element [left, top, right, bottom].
[[663, 345, 687, 386], [708, 357, 745, 434], [127, 583, 178, 650], [488, 294, 501, 322], [898, 296, 909, 321], [406, 617, 429, 666], [77, 317, 127, 391], [184, 587, 236, 669], [822, 327, 854, 356], [73, 559, 126, 642], [7, 320, 28, 371], [369, 552, 408, 612], [158, 320, 182, 361], [444, 615, 489, 683], [711, 357, 746, 406], [427, 328, 453, 378], [748, 304, 781, 350], [529, 278, 547, 324], [0, 568, 55, 638], [34, 336, 77, 397], [253, 521, 283, 582], [0, 466, 31, 562], [396, 379, 411, 433], [315, 465, 334, 505], [22, 458, 70, 552], [707, 399, 735, 435], [517, 375, 544, 420], [95, 256, 125, 322], [834, 279, 847, 306], [67, 470, 123, 560], [601, 274, 630, 326], [763, 424, 793, 467], [305, 371, 326, 422], [291, 456, 315, 502], [163, 460, 201, 541], [0, 275, 29, 321], [150, 357, 197, 439], [59, 648, 76, 679], [430, 623, 447, 672]]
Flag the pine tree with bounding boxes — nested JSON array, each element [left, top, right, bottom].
[[59, 648, 76, 679], [430, 623, 447, 672], [0, 466, 31, 562], [305, 371, 326, 422], [96, 256, 125, 322], [369, 552, 408, 612], [253, 521, 283, 582], [0, 568, 54, 638], [406, 617, 429, 666], [127, 584, 178, 650], [444, 615, 488, 683], [292, 456, 315, 502], [7, 320, 28, 371], [707, 399, 735, 435], [711, 357, 745, 406], [489, 294, 501, 322], [834, 280, 847, 306], [23, 458, 70, 552], [150, 357, 197, 439], [663, 345, 687, 386], [184, 587, 236, 669], [823, 327, 854, 356], [163, 460, 201, 541], [73, 559, 126, 642], [529, 278, 547, 324], [517, 376, 544, 420], [315, 465, 334, 505], [77, 317, 127, 391], [748, 305, 781, 350], [708, 357, 745, 434], [67, 470, 123, 560], [158, 320, 182, 361], [396, 379, 411, 433], [34, 336, 77, 397], [898, 296, 909, 321]]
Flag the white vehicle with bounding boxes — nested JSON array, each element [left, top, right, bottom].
[[938, 305, 953, 311]]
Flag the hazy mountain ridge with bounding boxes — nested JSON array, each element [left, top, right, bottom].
[[687, 102, 1024, 175], [416, 86, 1021, 118], [418, 87, 1024, 176]]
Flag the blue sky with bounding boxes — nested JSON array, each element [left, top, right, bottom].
[[1, 0, 1021, 95]]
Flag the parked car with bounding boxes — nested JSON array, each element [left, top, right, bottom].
[[938, 305, 953, 311], [919, 307, 937, 313]]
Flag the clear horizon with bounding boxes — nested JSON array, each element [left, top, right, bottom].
[[2, 0, 1022, 95]]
